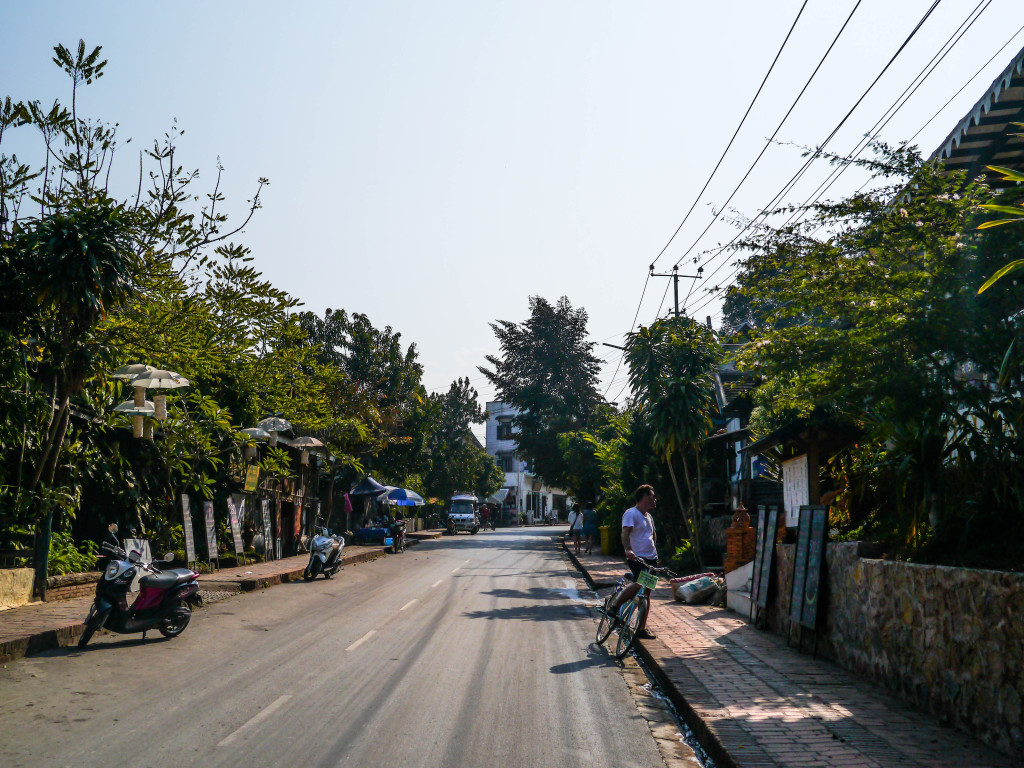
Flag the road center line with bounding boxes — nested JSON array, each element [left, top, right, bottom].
[[345, 629, 376, 652], [218, 694, 292, 746], [450, 567, 460, 573], [431, 579, 443, 588], [400, 599, 418, 611]]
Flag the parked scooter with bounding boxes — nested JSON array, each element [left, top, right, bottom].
[[78, 541, 200, 648], [389, 518, 406, 553], [303, 527, 345, 580]]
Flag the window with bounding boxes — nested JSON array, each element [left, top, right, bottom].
[[497, 419, 513, 440], [498, 454, 516, 472]]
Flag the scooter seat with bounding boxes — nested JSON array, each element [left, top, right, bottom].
[[139, 569, 195, 589]]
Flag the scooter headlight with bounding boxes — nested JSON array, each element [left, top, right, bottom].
[[105, 562, 120, 578]]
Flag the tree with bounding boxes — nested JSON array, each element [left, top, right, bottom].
[[726, 142, 1023, 564], [480, 296, 603, 488], [421, 377, 497, 502], [625, 318, 721, 567]]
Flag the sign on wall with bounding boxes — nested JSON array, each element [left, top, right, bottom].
[[181, 495, 196, 564], [782, 454, 809, 528], [801, 506, 829, 629], [790, 507, 814, 626], [227, 494, 245, 555], [756, 506, 779, 610], [244, 464, 260, 493], [750, 506, 768, 608]]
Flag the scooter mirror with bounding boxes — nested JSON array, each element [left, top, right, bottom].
[[163, 552, 175, 563], [128, 550, 141, 563]]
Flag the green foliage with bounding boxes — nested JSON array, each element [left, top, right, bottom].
[[726, 142, 1023, 565], [47, 529, 98, 576]]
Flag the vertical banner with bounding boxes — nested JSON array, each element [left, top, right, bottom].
[[756, 507, 779, 610], [261, 498, 274, 561], [790, 507, 813, 626], [227, 494, 245, 555], [801, 506, 829, 629], [181, 495, 196, 564], [750, 506, 767, 608], [203, 500, 218, 566]]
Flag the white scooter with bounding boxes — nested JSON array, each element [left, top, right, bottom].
[[303, 527, 345, 581]]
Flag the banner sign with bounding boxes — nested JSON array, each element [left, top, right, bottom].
[[801, 506, 829, 629], [203, 500, 218, 561], [244, 464, 260, 493], [261, 499, 274, 561], [750, 506, 768, 607], [756, 506, 779, 610], [181, 496, 196, 564], [227, 494, 245, 555], [790, 507, 814, 625]]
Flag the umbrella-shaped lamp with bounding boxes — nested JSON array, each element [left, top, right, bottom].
[[132, 369, 190, 421], [114, 399, 155, 439], [292, 435, 325, 465]]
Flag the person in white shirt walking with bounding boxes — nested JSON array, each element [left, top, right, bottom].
[[567, 503, 584, 554], [607, 484, 659, 639]]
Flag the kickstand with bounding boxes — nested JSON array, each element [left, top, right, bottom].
[[142, 631, 147, 640]]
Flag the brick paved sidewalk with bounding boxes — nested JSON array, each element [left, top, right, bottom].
[[565, 544, 1014, 768], [0, 533, 443, 664]]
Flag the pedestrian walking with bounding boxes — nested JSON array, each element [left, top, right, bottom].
[[568, 503, 583, 554], [582, 505, 598, 554]]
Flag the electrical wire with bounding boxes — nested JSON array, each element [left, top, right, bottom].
[[680, 0, 947, 317], [648, 0, 811, 269]]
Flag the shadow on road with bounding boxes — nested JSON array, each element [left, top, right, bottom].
[[549, 645, 619, 674]]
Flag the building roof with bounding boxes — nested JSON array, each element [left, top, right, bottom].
[[931, 44, 1024, 183]]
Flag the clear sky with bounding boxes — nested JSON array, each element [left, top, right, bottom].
[[3, 1, 1022, 441]]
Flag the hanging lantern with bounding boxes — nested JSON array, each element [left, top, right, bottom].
[[133, 385, 146, 408], [154, 394, 167, 421], [245, 444, 257, 461], [301, 449, 310, 465], [143, 420, 154, 441], [269, 433, 278, 448], [132, 414, 144, 438]]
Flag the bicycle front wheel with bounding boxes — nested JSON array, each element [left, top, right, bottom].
[[595, 595, 616, 645], [614, 595, 648, 659]]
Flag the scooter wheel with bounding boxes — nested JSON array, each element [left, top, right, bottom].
[[159, 604, 191, 638], [77, 625, 96, 649], [304, 558, 322, 582]]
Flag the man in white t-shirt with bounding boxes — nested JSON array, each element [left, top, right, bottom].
[[607, 484, 659, 639]]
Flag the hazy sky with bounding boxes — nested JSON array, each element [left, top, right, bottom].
[[3, 1, 1022, 440]]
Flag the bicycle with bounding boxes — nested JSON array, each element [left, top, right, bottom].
[[595, 559, 676, 659]]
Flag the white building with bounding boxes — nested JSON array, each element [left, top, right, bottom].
[[484, 401, 569, 523]]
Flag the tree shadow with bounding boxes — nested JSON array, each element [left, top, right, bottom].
[[462, 603, 590, 622]]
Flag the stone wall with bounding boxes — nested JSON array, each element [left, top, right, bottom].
[[762, 542, 1024, 759], [44, 572, 101, 602]]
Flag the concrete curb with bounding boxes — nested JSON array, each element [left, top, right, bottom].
[[560, 540, 619, 589], [563, 540, 737, 768], [0, 539, 428, 663]]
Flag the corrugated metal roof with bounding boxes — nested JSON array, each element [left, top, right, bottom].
[[932, 44, 1024, 182]]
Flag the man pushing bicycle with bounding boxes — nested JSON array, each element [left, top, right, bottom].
[[607, 484, 659, 640]]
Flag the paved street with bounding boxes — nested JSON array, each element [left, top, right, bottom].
[[0, 528, 666, 768]]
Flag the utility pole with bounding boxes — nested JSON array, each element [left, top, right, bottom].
[[649, 264, 703, 318]]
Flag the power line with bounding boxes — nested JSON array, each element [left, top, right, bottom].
[[648, 0, 811, 269], [681, 0, 947, 316], [664, 0, 868, 272]]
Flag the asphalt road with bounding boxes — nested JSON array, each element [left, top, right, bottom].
[[0, 526, 666, 768]]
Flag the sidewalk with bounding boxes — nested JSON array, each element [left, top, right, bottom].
[[0, 532, 442, 664], [563, 542, 1015, 768]]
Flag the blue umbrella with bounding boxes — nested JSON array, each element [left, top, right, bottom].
[[377, 487, 425, 506]]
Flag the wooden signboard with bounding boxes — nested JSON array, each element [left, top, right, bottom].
[[750, 505, 768, 608], [203, 501, 219, 568], [181, 496, 196, 565], [756, 506, 779, 610], [801, 506, 828, 629], [261, 499, 274, 561], [227, 494, 245, 556], [790, 506, 813, 626]]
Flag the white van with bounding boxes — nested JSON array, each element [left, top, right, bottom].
[[446, 494, 480, 535]]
